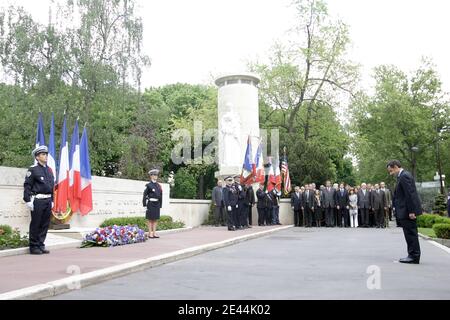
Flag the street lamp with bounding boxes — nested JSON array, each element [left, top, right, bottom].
[[411, 146, 419, 181]]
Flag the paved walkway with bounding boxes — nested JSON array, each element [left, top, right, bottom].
[[53, 225, 450, 300], [0, 225, 284, 296]]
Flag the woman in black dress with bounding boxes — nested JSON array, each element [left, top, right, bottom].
[[143, 169, 163, 238], [313, 189, 323, 227]]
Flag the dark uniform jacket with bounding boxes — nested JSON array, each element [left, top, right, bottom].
[[143, 181, 163, 209], [244, 186, 255, 206], [223, 184, 239, 210], [256, 189, 269, 209], [23, 163, 55, 202], [393, 170, 422, 220]]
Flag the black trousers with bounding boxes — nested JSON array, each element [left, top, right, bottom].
[[293, 209, 302, 226], [304, 206, 313, 227], [248, 205, 253, 226], [337, 208, 349, 227], [29, 198, 52, 251], [265, 207, 273, 225], [257, 207, 267, 225], [240, 205, 250, 227], [374, 208, 384, 227], [360, 208, 369, 227], [399, 219, 421, 259], [325, 207, 335, 227], [226, 207, 234, 229]]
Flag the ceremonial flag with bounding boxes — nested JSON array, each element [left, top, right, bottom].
[[79, 126, 93, 215], [281, 147, 291, 195], [47, 113, 56, 183], [69, 120, 81, 213], [35, 112, 46, 148], [254, 141, 265, 184], [268, 149, 281, 192], [240, 136, 256, 185], [34, 112, 46, 165], [55, 115, 70, 213]]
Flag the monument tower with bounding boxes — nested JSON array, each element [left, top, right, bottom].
[[215, 73, 260, 179]]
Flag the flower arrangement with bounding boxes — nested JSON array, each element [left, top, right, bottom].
[[81, 225, 147, 248]]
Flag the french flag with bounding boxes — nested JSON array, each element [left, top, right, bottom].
[[240, 136, 255, 185], [268, 151, 281, 192], [34, 112, 46, 164], [79, 126, 93, 216], [254, 141, 265, 184], [69, 120, 81, 213], [55, 116, 70, 213], [47, 113, 57, 183]]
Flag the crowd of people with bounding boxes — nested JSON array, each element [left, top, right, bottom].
[[211, 177, 395, 231]]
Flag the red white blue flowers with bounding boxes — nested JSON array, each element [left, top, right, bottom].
[[81, 225, 147, 248]]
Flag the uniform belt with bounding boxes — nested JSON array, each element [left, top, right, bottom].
[[149, 198, 159, 202], [35, 194, 52, 199]]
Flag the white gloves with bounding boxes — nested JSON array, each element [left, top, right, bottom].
[[52, 202, 54, 208], [227, 206, 232, 211], [26, 202, 34, 211]]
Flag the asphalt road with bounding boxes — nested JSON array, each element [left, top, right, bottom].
[[51, 225, 450, 300]]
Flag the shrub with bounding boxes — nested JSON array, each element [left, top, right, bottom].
[[0, 226, 29, 250], [432, 193, 448, 216], [202, 202, 216, 226], [100, 216, 184, 232], [0, 225, 13, 236], [417, 214, 450, 228], [433, 223, 450, 239]]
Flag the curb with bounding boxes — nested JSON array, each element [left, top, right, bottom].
[[0, 227, 193, 259], [0, 225, 292, 300], [418, 232, 450, 254]]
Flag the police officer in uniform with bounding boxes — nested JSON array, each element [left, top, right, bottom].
[[143, 169, 163, 238], [23, 145, 55, 255], [222, 176, 238, 231]]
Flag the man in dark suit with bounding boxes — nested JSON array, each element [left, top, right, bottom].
[[291, 186, 303, 227], [336, 183, 349, 227], [303, 184, 315, 227], [321, 180, 337, 227], [256, 183, 268, 226], [371, 183, 386, 228], [244, 185, 255, 228], [211, 180, 225, 226], [387, 160, 422, 264], [357, 183, 371, 227]]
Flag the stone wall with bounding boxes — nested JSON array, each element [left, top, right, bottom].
[[0, 166, 294, 232]]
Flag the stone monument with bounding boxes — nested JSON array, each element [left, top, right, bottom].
[[215, 73, 260, 179]]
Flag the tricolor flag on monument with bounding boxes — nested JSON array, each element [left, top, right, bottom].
[[55, 115, 70, 213], [47, 113, 56, 183], [240, 136, 256, 185], [254, 140, 265, 184], [268, 150, 281, 192], [79, 126, 93, 216], [69, 120, 81, 213]]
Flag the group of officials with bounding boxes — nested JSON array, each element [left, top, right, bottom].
[[290, 181, 394, 229], [211, 176, 284, 231]]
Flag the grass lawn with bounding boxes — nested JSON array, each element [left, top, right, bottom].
[[418, 228, 436, 238]]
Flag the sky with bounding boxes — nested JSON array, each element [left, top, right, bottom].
[[4, 0, 450, 93]]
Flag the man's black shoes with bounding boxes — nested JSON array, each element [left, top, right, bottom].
[[399, 257, 420, 264], [30, 249, 43, 255]]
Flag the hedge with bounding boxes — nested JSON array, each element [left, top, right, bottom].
[[0, 225, 29, 250], [417, 214, 450, 228], [100, 216, 185, 232], [433, 224, 450, 239]]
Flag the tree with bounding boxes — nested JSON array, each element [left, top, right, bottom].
[[352, 60, 450, 184], [251, 0, 358, 136]]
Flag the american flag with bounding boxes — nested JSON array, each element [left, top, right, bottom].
[[281, 147, 291, 195]]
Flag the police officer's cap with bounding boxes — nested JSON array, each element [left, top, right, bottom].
[[148, 169, 159, 176], [225, 176, 233, 181], [32, 145, 48, 157]]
